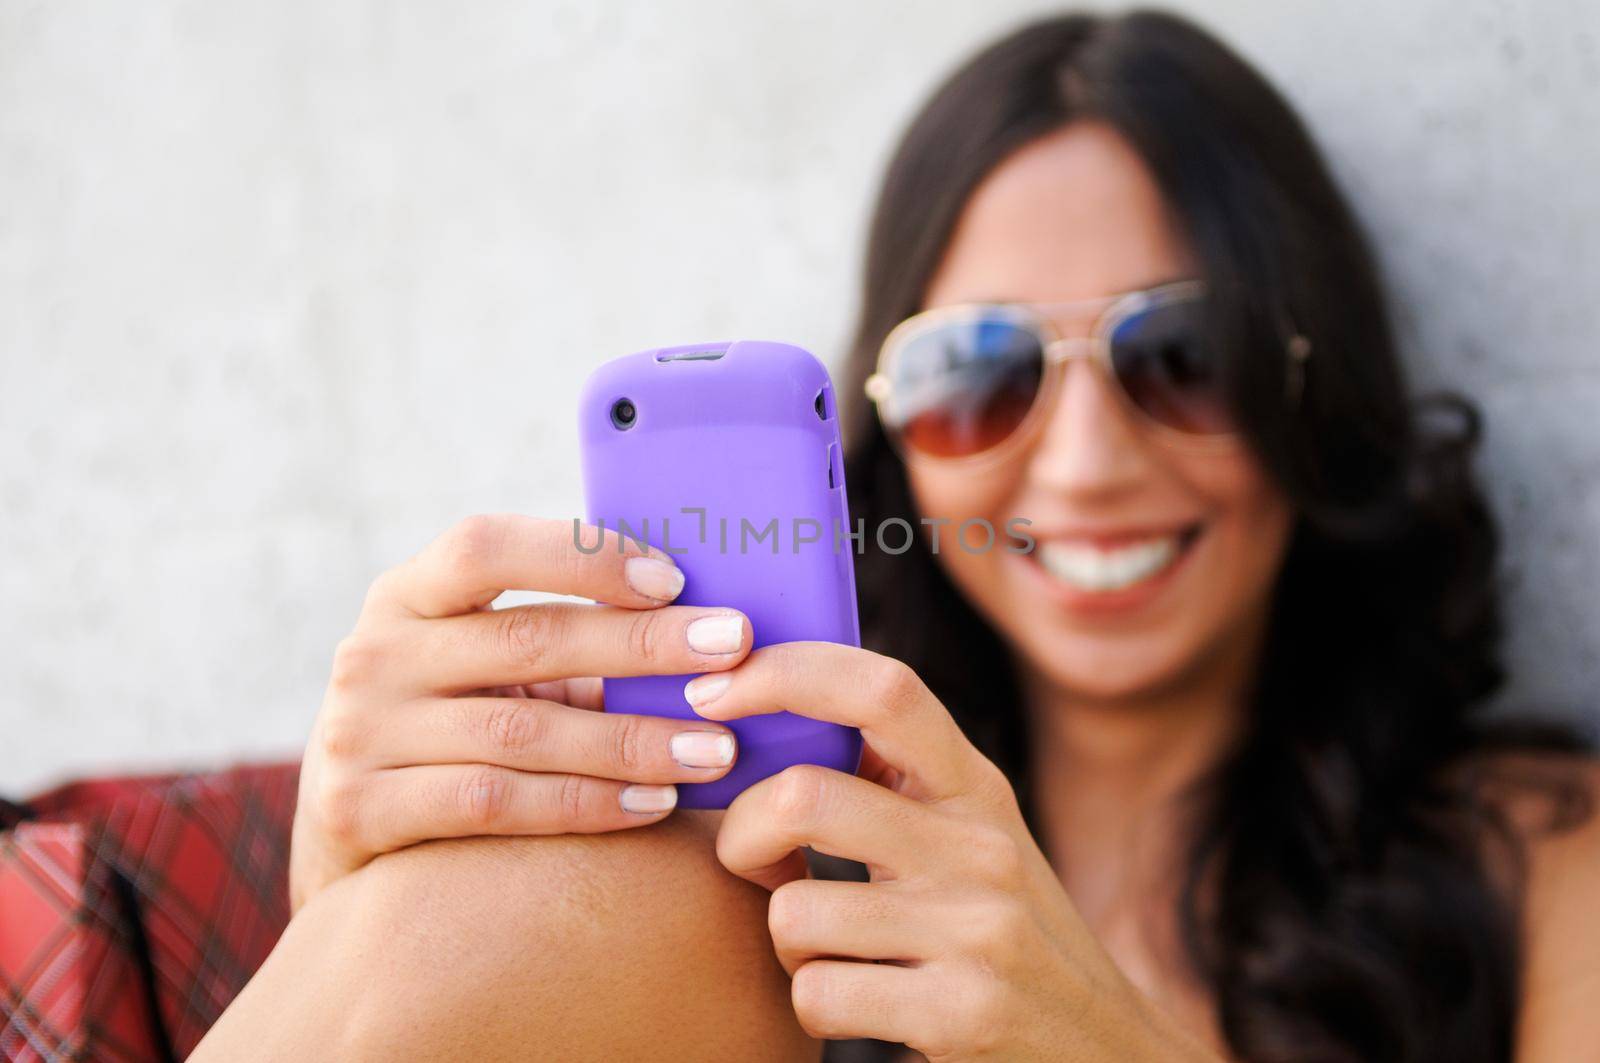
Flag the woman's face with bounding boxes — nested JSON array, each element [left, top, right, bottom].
[[907, 122, 1295, 702]]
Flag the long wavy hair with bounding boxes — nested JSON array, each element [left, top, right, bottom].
[[838, 10, 1592, 1062]]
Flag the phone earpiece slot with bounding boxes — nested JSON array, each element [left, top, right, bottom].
[[656, 348, 726, 362]]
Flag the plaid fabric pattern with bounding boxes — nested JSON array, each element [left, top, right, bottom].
[[0, 763, 299, 1062]]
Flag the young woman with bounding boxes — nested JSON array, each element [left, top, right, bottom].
[[197, 10, 1599, 1062]]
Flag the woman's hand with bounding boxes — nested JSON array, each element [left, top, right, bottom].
[[688, 644, 1221, 1062], [289, 514, 753, 912]]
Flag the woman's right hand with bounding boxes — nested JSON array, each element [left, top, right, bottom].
[[288, 514, 751, 912]]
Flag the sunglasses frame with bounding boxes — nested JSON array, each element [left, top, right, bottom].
[[864, 279, 1312, 467]]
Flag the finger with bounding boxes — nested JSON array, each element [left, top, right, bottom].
[[854, 743, 901, 790], [522, 676, 604, 710], [353, 697, 738, 783], [686, 643, 993, 803], [378, 603, 752, 694], [332, 764, 682, 853], [789, 959, 929, 1046], [768, 879, 931, 975], [469, 677, 604, 711], [368, 514, 686, 619], [717, 765, 949, 890]]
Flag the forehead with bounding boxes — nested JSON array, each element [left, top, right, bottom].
[[922, 121, 1195, 309]]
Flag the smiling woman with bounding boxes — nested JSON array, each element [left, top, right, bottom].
[[837, 9, 1598, 1060], [190, 8, 1598, 1063]]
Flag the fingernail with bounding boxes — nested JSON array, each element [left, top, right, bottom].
[[670, 730, 736, 768], [686, 613, 744, 655], [620, 783, 677, 814], [683, 673, 731, 709], [625, 556, 685, 602]]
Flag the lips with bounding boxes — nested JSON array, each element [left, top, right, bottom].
[[1033, 522, 1203, 594]]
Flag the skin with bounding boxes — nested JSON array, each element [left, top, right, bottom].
[[195, 815, 817, 1061], [202, 121, 1600, 1060]]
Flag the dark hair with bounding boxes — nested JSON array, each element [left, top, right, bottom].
[[839, 10, 1593, 1062]]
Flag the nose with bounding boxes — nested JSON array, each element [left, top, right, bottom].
[[1023, 353, 1153, 499]]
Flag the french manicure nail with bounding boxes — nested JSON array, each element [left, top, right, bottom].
[[620, 783, 677, 814], [625, 556, 685, 602], [670, 730, 736, 769], [686, 614, 744, 655], [683, 673, 731, 709]]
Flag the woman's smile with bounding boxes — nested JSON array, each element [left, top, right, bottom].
[[1021, 520, 1205, 614]]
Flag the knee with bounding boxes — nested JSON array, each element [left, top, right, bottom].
[[359, 811, 759, 962], [322, 812, 816, 1060]]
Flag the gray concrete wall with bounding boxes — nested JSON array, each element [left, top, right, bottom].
[[2, 1, 1596, 791]]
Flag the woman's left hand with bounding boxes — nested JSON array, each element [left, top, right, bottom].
[[686, 642, 1220, 1062]]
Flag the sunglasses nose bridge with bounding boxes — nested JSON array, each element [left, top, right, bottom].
[[1043, 336, 1096, 365]]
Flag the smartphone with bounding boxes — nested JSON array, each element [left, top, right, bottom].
[[578, 339, 863, 809]]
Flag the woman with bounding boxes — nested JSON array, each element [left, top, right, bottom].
[[198, 10, 1599, 1062]]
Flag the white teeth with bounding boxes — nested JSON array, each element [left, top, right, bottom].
[[1036, 534, 1184, 592]]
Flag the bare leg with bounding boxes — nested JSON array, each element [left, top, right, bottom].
[[194, 811, 818, 1061]]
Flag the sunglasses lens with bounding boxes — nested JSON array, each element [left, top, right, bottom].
[[1108, 295, 1233, 434], [884, 314, 1045, 458]]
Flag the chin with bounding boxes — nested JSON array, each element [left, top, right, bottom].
[[1010, 627, 1191, 702]]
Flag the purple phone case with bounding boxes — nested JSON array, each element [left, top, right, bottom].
[[578, 340, 864, 809]]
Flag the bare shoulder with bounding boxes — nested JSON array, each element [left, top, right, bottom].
[[1466, 752, 1600, 1060], [1457, 748, 1599, 900], [1506, 753, 1600, 939], [198, 813, 818, 1062]]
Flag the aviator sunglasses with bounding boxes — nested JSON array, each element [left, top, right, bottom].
[[864, 280, 1312, 461]]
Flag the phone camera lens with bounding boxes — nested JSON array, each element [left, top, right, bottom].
[[610, 398, 637, 430]]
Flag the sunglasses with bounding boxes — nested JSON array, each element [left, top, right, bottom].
[[864, 280, 1311, 462]]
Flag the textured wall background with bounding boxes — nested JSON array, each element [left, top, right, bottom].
[[2, 1, 1596, 792]]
